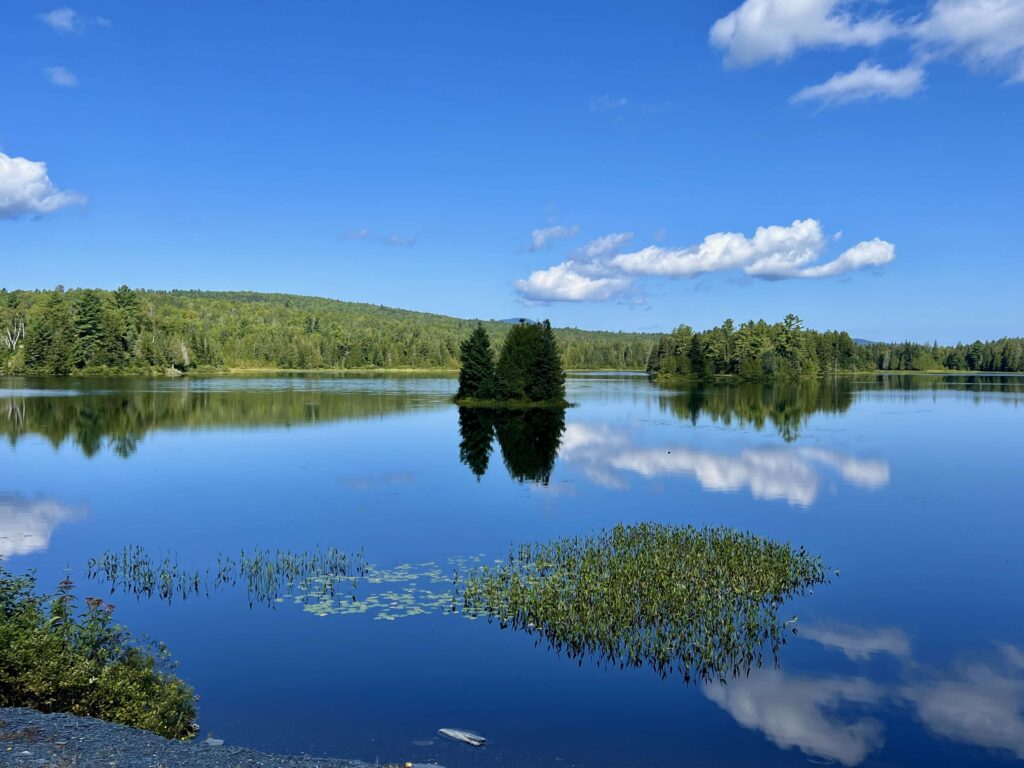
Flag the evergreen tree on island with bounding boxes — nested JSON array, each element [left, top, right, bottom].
[[456, 323, 496, 399], [494, 320, 566, 404], [456, 320, 566, 405]]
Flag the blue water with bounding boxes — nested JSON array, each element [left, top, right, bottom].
[[2, 373, 1023, 767]]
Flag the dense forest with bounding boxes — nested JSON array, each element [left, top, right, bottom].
[[646, 315, 1024, 380], [3, 289, 1021, 379], [0, 287, 656, 374]]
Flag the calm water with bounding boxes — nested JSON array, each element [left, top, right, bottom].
[[2, 373, 1023, 767]]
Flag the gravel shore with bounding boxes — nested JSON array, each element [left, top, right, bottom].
[[0, 709, 381, 768]]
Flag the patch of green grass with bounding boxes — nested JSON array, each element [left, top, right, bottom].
[[0, 564, 197, 739]]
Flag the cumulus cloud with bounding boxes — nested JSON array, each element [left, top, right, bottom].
[[0, 495, 81, 557], [528, 224, 580, 251], [515, 261, 632, 302], [709, 0, 899, 67], [611, 219, 894, 280], [581, 232, 634, 259], [0, 152, 86, 219], [792, 62, 925, 105], [45, 66, 79, 87], [704, 670, 887, 765], [39, 6, 79, 31], [712, 0, 1024, 103], [803, 623, 912, 660], [515, 219, 893, 300]]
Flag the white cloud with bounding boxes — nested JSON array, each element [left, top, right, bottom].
[[528, 224, 579, 251], [342, 228, 371, 240], [798, 238, 895, 277], [45, 66, 79, 87], [803, 623, 912, 660], [0, 495, 81, 557], [40, 6, 79, 32], [712, 0, 1024, 104], [0, 152, 86, 219], [610, 219, 894, 280], [709, 0, 899, 67], [581, 232, 634, 259], [705, 670, 886, 766], [515, 261, 632, 302], [916, 0, 1024, 82], [792, 62, 925, 105]]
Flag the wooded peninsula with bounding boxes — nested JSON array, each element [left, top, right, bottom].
[[1, 287, 1021, 377]]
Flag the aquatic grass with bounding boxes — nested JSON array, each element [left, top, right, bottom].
[[87, 528, 831, 682], [86, 547, 476, 620], [458, 523, 832, 683]]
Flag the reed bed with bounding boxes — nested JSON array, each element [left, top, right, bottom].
[[458, 522, 831, 683]]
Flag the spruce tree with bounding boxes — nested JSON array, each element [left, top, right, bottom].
[[495, 322, 533, 401], [533, 320, 566, 402], [457, 323, 496, 399], [494, 320, 566, 403]]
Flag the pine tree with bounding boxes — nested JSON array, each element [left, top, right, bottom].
[[457, 323, 496, 399], [74, 290, 106, 368], [532, 320, 566, 402]]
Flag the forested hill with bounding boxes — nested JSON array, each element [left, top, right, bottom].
[[0, 287, 657, 374]]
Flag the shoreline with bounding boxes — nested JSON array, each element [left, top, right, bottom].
[[0, 708, 383, 768]]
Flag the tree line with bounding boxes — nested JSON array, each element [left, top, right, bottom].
[[646, 315, 1024, 380], [0, 287, 656, 375]]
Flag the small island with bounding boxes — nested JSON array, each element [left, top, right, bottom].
[[455, 320, 568, 408]]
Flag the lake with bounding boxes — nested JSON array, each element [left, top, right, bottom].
[[2, 372, 1023, 767]]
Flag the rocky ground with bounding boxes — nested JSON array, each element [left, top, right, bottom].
[[0, 709, 400, 768]]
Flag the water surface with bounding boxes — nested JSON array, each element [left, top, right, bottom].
[[2, 373, 1023, 767]]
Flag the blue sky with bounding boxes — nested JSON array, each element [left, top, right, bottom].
[[1, 1, 1022, 342]]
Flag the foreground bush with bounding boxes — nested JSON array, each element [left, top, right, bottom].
[[0, 565, 197, 739]]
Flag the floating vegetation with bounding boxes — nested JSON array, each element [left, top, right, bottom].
[[86, 547, 490, 621], [458, 523, 832, 683], [88, 525, 832, 682]]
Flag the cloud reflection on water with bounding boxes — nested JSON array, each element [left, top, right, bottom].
[[560, 423, 890, 506], [709, 622, 1024, 765], [0, 495, 81, 556], [704, 670, 886, 766]]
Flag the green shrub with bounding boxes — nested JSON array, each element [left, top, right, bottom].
[[0, 564, 198, 739]]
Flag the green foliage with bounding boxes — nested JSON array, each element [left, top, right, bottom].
[[459, 523, 830, 683], [0, 565, 197, 739], [457, 323, 496, 399], [493, 320, 567, 403], [4, 288, 656, 375], [647, 315, 1024, 379]]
